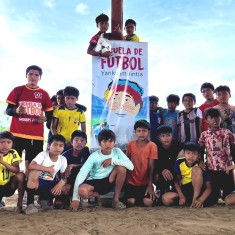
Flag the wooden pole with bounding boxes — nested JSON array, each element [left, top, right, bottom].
[[111, 0, 123, 33]]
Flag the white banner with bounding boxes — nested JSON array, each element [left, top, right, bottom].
[[91, 41, 149, 150]]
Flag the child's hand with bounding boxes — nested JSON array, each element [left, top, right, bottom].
[[47, 165, 54, 177], [16, 104, 26, 115], [0, 153, 3, 163], [179, 195, 186, 206], [70, 200, 80, 211], [145, 184, 156, 201], [37, 113, 47, 123], [226, 165, 235, 174], [161, 169, 173, 181], [101, 51, 113, 57], [101, 158, 112, 168], [64, 165, 73, 178], [190, 199, 203, 208], [51, 182, 62, 196], [113, 24, 122, 33]]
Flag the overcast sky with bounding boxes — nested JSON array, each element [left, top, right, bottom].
[[1, 0, 235, 116]]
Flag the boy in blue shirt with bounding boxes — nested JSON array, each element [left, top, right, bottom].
[[70, 130, 134, 210], [162, 142, 213, 208], [162, 94, 180, 140]]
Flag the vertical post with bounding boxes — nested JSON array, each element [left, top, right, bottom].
[[111, 0, 123, 33]]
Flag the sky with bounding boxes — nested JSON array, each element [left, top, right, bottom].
[[1, 0, 235, 118]]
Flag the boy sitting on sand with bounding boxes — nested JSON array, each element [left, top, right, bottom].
[[70, 129, 134, 210]]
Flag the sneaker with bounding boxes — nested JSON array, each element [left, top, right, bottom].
[[25, 204, 38, 214], [0, 201, 6, 208]]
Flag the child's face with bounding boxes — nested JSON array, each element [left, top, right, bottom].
[[167, 102, 178, 111], [216, 91, 230, 105], [52, 101, 57, 109], [201, 88, 214, 100], [206, 115, 221, 130], [65, 96, 78, 109], [49, 141, 64, 156], [26, 69, 41, 89], [135, 127, 150, 141], [125, 23, 135, 35], [157, 133, 173, 148], [72, 136, 86, 151], [99, 139, 115, 155], [0, 138, 13, 155], [150, 101, 158, 111], [97, 21, 109, 33], [57, 94, 65, 106], [182, 96, 195, 110], [184, 150, 199, 166]]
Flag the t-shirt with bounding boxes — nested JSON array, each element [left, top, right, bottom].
[[162, 109, 179, 140], [174, 158, 210, 185], [0, 149, 22, 185], [6, 85, 53, 140], [89, 32, 112, 47], [198, 128, 235, 171], [125, 34, 140, 42], [214, 104, 235, 133], [32, 151, 67, 180], [150, 109, 163, 142], [72, 147, 134, 200], [177, 108, 202, 143], [126, 140, 158, 186], [53, 105, 86, 143], [199, 99, 219, 131]]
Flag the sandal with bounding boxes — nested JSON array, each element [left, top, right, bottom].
[[112, 201, 126, 209]]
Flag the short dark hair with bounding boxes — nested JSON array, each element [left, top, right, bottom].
[[166, 94, 180, 105], [156, 125, 172, 136], [183, 141, 201, 153], [71, 130, 87, 141], [134, 120, 151, 130], [26, 65, 43, 77], [48, 134, 66, 147], [125, 19, 136, 27], [182, 93, 196, 103], [63, 86, 79, 98], [200, 82, 215, 92], [214, 85, 231, 95], [0, 131, 15, 141], [56, 89, 64, 96], [205, 108, 221, 119], [98, 129, 116, 143], [50, 95, 57, 103], [96, 13, 109, 25], [149, 95, 159, 102]]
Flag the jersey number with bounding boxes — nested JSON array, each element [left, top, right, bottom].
[[2, 169, 10, 181]]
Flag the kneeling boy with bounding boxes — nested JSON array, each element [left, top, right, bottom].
[[26, 134, 68, 214], [162, 142, 212, 208], [0, 131, 25, 212], [70, 130, 134, 210]]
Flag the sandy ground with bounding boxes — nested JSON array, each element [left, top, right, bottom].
[[0, 195, 234, 235]]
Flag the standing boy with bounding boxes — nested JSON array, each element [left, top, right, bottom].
[[26, 134, 68, 214], [124, 19, 140, 42], [0, 131, 25, 213], [177, 93, 202, 143], [153, 125, 182, 197], [162, 142, 213, 208], [51, 86, 86, 151], [198, 108, 235, 203], [125, 120, 157, 207], [199, 82, 219, 132], [70, 130, 134, 210], [162, 94, 180, 140], [6, 65, 53, 173], [214, 85, 235, 133]]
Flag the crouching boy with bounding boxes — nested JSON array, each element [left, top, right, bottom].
[[70, 130, 134, 210], [26, 134, 68, 214], [0, 131, 25, 213], [162, 142, 213, 208]]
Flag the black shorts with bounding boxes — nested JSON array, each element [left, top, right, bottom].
[[0, 178, 16, 198], [14, 137, 43, 162], [125, 184, 151, 204], [84, 177, 115, 195]]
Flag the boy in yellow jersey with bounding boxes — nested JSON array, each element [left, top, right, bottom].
[[51, 86, 86, 151], [162, 142, 213, 208], [0, 131, 25, 213], [124, 19, 140, 42]]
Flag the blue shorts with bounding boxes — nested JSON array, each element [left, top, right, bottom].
[[35, 178, 58, 196]]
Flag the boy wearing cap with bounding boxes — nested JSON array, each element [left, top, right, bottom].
[[0, 131, 25, 213]]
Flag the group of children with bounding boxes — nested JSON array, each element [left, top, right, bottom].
[[1, 13, 235, 214]]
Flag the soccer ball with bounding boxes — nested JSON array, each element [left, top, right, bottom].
[[95, 37, 112, 54]]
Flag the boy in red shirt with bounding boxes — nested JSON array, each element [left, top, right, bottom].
[[125, 120, 158, 207]]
